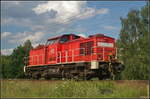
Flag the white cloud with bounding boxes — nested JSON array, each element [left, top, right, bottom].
[[32, 42, 45, 48], [32, 43, 39, 48], [33, 1, 109, 24], [103, 26, 117, 30], [8, 31, 45, 44], [33, 1, 85, 23], [24, 32, 44, 42], [1, 32, 12, 38], [76, 7, 96, 20], [76, 8, 109, 20], [78, 33, 87, 38], [1, 48, 13, 55], [1, 2, 111, 52]]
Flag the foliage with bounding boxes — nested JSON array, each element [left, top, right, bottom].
[[1, 55, 12, 78], [117, 3, 150, 80], [1, 80, 148, 98], [1, 40, 33, 78]]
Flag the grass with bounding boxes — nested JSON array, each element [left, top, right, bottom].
[[1, 80, 149, 98]]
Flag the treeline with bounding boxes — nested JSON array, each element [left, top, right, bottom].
[[1, 4, 149, 80], [1, 40, 33, 78], [117, 3, 149, 80]]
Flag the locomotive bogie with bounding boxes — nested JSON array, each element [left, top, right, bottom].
[[24, 61, 124, 80]]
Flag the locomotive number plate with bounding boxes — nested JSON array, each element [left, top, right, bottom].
[[98, 42, 113, 47]]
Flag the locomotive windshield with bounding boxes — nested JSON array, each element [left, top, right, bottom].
[[59, 35, 70, 43]]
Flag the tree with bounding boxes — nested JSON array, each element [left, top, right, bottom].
[[117, 3, 149, 80], [1, 40, 33, 79], [1, 55, 12, 78], [10, 40, 33, 78]]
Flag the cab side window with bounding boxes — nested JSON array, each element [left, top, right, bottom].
[[73, 35, 80, 39], [60, 36, 70, 43]]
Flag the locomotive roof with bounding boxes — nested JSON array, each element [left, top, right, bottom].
[[47, 33, 114, 41], [47, 34, 80, 41]]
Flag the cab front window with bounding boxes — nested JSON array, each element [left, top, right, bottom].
[[59, 35, 70, 43]]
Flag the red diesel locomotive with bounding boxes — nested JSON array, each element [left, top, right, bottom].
[[24, 34, 124, 80]]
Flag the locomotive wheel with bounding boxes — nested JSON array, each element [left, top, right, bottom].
[[86, 74, 92, 80], [65, 73, 74, 80], [69, 73, 81, 81], [98, 70, 111, 80], [98, 75, 109, 80], [74, 75, 80, 81], [32, 72, 41, 80], [41, 72, 51, 80]]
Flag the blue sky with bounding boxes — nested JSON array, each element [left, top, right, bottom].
[[1, 1, 146, 55]]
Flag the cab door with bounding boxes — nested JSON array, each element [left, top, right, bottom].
[[47, 44, 57, 64], [45, 39, 58, 64], [57, 35, 70, 63]]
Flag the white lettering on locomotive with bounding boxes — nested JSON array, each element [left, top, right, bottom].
[[98, 42, 113, 47]]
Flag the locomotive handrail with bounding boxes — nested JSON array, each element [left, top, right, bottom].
[[56, 48, 85, 63], [91, 46, 116, 61], [90, 46, 105, 61], [28, 47, 86, 65], [27, 45, 116, 65]]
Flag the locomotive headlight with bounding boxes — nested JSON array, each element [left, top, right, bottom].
[[97, 42, 113, 47]]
